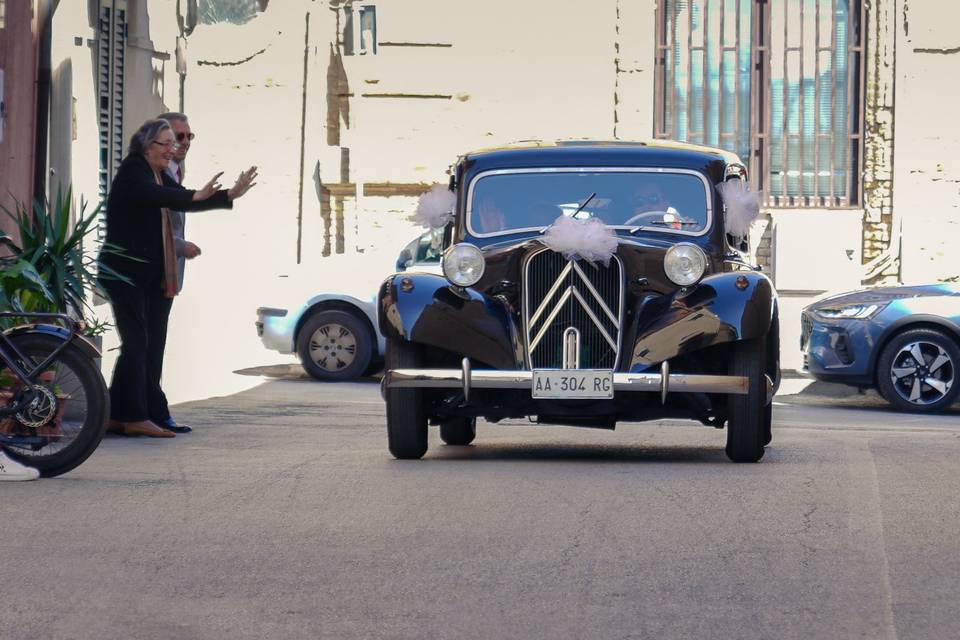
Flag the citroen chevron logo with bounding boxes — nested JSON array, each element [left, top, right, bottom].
[[528, 259, 621, 355]]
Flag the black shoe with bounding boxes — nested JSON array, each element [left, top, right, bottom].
[[160, 417, 193, 434]]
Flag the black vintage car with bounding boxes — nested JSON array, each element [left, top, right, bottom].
[[378, 141, 780, 462]]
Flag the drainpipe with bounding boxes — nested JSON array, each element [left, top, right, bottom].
[[32, 0, 57, 205]]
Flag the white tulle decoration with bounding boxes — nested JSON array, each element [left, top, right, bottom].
[[541, 215, 619, 266], [411, 184, 456, 229], [717, 179, 761, 239]]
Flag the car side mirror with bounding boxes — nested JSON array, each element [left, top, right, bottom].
[[396, 250, 414, 272]]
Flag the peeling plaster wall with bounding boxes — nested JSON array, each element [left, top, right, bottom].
[[320, 0, 637, 258], [125, 0, 655, 403], [153, 2, 316, 403], [894, 0, 960, 283], [861, 0, 897, 281]]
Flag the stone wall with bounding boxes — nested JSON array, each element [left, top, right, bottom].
[[861, 0, 899, 284]]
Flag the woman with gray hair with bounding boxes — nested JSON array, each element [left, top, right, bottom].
[[98, 118, 257, 437]]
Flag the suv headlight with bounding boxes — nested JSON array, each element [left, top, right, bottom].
[[814, 304, 881, 320], [442, 243, 485, 287], [664, 243, 707, 287]]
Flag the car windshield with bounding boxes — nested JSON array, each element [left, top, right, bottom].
[[467, 169, 711, 237]]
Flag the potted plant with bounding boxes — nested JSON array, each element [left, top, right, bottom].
[[1, 188, 130, 438], [0, 188, 127, 324]]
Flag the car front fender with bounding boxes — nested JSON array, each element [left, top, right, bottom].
[[629, 271, 776, 369], [378, 274, 522, 369]]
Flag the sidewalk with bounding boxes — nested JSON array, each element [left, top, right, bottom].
[[776, 372, 888, 407]]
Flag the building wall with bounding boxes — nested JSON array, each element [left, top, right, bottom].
[[0, 0, 38, 241], [44, 0, 960, 400], [894, 0, 960, 284], [90, 0, 653, 404]]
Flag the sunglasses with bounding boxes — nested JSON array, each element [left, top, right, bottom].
[[176, 132, 195, 142]]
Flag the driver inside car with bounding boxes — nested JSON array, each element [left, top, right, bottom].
[[628, 181, 693, 230]]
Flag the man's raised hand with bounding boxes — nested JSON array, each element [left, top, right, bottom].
[[228, 166, 258, 201]]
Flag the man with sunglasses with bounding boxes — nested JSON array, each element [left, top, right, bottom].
[[629, 180, 688, 230], [153, 112, 202, 433]]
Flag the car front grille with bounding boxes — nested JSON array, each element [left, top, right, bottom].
[[800, 311, 813, 350], [523, 248, 624, 370]]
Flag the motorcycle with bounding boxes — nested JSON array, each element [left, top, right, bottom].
[[0, 312, 109, 477]]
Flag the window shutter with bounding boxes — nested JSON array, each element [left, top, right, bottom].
[[96, 0, 126, 244]]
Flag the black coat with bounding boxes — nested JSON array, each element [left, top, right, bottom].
[[99, 153, 232, 285]]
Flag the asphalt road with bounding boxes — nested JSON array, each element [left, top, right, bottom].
[[2, 378, 958, 640]]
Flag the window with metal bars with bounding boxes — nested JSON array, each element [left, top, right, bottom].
[[0, 0, 6, 29], [655, 0, 865, 208], [343, 4, 377, 56]]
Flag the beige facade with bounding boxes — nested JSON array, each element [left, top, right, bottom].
[[36, 0, 960, 400]]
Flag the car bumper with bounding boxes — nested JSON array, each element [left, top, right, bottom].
[[256, 307, 296, 354], [800, 310, 875, 385], [385, 360, 772, 403]]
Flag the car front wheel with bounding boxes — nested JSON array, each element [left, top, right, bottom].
[[726, 338, 766, 463], [385, 338, 428, 459], [296, 310, 373, 381], [876, 328, 960, 413]]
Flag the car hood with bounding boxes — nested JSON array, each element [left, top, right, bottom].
[[810, 283, 960, 309]]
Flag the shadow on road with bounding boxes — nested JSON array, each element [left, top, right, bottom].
[[416, 441, 763, 464]]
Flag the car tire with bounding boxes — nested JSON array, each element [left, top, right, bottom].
[[762, 403, 773, 447], [385, 338, 428, 459], [296, 310, 373, 381], [726, 338, 766, 463], [439, 417, 476, 446], [876, 328, 960, 413]]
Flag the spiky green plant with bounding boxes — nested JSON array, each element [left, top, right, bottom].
[[0, 257, 55, 313], [1, 188, 132, 326]]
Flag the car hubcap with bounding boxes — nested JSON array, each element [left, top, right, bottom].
[[309, 323, 358, 372], [889, 341, 954, 405]]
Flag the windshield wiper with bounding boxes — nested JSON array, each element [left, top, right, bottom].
[[630, 220, 700, 233], [543, 193, 599, 234], [571, 192, 597, 218]]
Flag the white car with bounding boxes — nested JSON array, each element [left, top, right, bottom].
[[256, 230, 443, 380]]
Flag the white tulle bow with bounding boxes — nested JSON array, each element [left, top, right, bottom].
[[716, 179, 761, 239], [541, 215, 619, 266], [411, 184, 456, 229]]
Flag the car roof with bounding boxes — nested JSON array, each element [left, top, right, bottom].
[[459, 139, 742, 174]]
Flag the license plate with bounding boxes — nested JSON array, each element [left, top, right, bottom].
[[532, 369, 614, 399]]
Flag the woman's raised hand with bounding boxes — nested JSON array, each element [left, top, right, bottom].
[[228, 166, 258, 201], [192, 172, 224, 202]]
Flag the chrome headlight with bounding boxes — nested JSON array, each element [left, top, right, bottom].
[[814, 304, 881, 320], [442, 243, 485, 287], [664, 243, 707, 287]]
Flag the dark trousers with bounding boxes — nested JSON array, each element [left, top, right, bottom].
[[102, 278, 174, 422]]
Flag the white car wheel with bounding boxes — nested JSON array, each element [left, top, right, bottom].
[[296, 310, 373, 381]]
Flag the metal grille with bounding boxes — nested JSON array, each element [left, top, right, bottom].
[[655, 0, 866, 207], [764, 0, 865, 207], [654, 0, 753, 165], [96, 1, 126, 244], [800, 310, 813, 349], [523, 249, 623, 370]]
